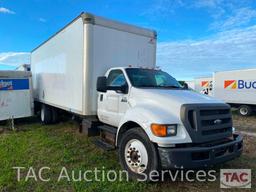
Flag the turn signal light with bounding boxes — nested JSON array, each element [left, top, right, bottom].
[[151, 124, 177, 137], [151, 124, 167, 137]]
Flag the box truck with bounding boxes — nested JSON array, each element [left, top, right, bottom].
[[31, 12, 242, 179], [0, 71, 33, 121], [213, 69, 256, 116]]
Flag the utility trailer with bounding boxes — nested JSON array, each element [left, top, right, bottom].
[[213, 69, 256, 116], [0, 71, 33, 121]]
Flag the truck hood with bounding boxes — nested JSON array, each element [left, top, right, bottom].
[[129, 87, 224, 106], [128, 87, 225, 124]]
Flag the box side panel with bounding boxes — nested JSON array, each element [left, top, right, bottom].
[[213, 70, 256, 105], [31, 18, 84, 114], [85, 24, 156, 115]]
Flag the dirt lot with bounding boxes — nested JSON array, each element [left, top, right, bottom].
[[233, 113, 256, 133], [0, 115, 255, 192]]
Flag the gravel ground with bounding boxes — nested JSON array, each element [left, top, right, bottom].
[[232, 113, 256, 134]]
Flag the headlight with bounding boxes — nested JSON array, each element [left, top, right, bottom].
[[166, 125, 177, 136], [151, 124, 177, 137]]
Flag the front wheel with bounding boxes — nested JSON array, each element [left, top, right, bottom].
[[118, 128, 159, 181]]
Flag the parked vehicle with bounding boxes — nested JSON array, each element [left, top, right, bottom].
[[184, 80, 195, 90], [0, 71, 33, 121], [213, 69, 256, 116], [31, 13, 243, 179], [194, 77, 213, 96]]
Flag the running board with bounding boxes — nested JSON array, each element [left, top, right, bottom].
[[94, 125, 117, 150], [93, 138, 115, 151], [98, 125, 117, 135]]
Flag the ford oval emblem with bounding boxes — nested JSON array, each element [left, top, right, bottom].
[[214, 119, 222, 125]]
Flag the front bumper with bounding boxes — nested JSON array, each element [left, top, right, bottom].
[[158, 134, 243, 169]]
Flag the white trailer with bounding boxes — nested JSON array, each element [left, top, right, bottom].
[[213, 68, 256, 116], [0, 71, 33, 121], [184, 80, 195, 90], [31, 12, 156, 118], [194, 77, 213, 96]]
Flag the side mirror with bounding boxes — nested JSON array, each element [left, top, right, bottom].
[[97, 76, 107, 92], [183, 83, 189, 89]]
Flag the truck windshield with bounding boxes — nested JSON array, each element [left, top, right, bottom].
[[125, 68, 182, 89]]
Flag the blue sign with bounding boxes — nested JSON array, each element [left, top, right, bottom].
[[0, 79, 29, 91]]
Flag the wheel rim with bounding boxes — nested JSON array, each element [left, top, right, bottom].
[[124, 139, 148, 173], [240, 107, 248, 115], [41, 108, 45, 122]]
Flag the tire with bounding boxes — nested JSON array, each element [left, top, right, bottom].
[[51, 108, 59, 124], [238, 105, 252, 116], [41, 104, 52, 124], [118, 128, 159, 181]]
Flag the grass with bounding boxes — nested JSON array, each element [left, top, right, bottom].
[[0, 119, 255, 192]]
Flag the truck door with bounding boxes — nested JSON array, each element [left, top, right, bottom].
[[98, 69, 129, 127]]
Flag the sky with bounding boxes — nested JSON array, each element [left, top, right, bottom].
[[0, 0, 256, 80]]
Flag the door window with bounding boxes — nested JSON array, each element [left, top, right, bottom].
[[107, 70, 127, 87]]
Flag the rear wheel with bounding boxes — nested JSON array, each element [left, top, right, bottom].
[[41, 104, 52, 124], [118, 128, 159, 181], [51, 107, 59, 124], [238, 105, 252, 116]]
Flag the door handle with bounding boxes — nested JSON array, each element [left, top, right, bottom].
[[100, 94, 103, 101]]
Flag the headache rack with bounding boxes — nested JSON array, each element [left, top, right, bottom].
[[181, 103, 233, 143]]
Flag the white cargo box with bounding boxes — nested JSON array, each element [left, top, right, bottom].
[[194, 77, 213, 95], [185, 80, 195, 90], [31, 12, 156, 116], [0, 71, 33, 121], [213, 69, 256, 105]]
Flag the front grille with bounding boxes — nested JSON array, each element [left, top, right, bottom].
[[181, 104, 233, 143], [200, 109, 230, 116]]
